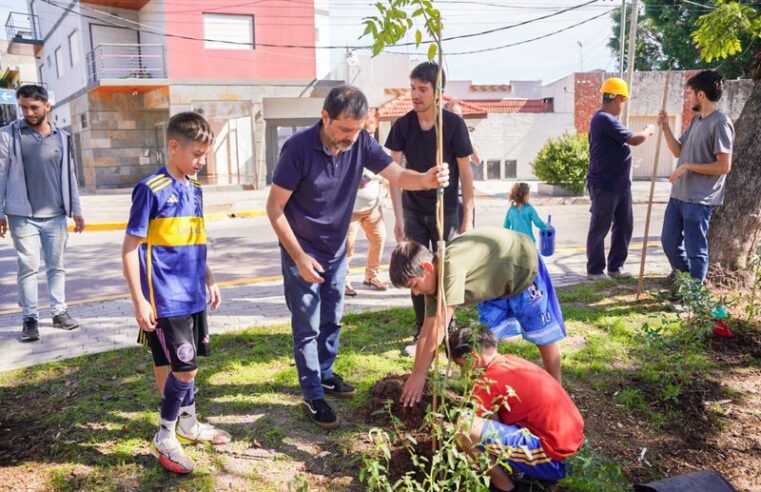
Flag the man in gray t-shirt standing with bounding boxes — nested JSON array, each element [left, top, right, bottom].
[[657, 70, 734, 283], [0, 85, 85, 342]]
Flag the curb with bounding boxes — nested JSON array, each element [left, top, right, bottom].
[[65, 196, 669, 233], [67, 210, 267, 233]]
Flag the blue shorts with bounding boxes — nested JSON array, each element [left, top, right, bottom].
[[477, 255, 566, 345], [479, 420, 567, 482]]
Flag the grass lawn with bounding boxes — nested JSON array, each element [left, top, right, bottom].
[[1, 277, 759, 491]]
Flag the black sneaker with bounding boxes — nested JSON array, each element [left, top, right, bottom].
[[661, 271, 677, 288], [21, 317, 39, 342], [52, 311, 80, 330], [321, 374, 356, 397], [303, 399, 339, 429], [413, 324, 423, 341]]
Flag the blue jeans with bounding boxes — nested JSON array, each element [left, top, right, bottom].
[[661, 198, 714, 283], [281, 249, 346, 401], [7, 215, 69, 320]]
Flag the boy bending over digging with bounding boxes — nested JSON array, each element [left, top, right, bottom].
[[450, 325, 584, 492], [389, 227, 567, 408]]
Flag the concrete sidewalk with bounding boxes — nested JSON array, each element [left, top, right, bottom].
[[0, 245, 672, 373], [75, 180, 672, 231]]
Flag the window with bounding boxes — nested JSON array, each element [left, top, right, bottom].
[[504, 160, 517, 179], [54, 47, 64, 78], [68, 30, 79, 66], [486, 160, 501, 180], [470, 162, 483, 181], [203, 13, 254, 50]]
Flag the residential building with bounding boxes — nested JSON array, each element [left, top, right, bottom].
[[0, 39, 39, 126], [376, 86, 566, 181], [6, 0, 324, 190]]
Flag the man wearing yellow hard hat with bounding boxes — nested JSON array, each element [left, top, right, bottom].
[[585, 77, 655, 280]]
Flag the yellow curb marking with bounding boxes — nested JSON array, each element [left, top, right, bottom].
[[67, 210, 267, 233]]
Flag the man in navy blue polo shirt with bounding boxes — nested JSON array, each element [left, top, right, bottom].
[[266, 85, 449, 429], [586, 77, 655, 280]]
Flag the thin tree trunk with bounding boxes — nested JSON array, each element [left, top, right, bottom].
[[707, 77, 761, 278]]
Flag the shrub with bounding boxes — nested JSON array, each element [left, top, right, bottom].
[[532, 133, 589, 195]]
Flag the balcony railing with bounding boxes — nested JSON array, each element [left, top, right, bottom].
[[5, 12, 42, 55], [86, 44, 167, 84]]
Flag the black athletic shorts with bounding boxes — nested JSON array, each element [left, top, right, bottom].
[[142, 311, 210, 372]]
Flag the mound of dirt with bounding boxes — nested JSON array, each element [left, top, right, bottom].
[[368, 374, 433, 429], [363, 375, 436, 483]]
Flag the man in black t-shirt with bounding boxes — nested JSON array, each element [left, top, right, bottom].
[[385, 61, 474, 345]]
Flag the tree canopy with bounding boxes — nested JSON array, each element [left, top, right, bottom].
[[609, 0, 759, 79]]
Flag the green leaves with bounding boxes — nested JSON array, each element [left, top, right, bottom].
[[609, 1, 759, 79], [692, 1, 760, 63], [531, 133, 590, 195], [427, 42, 438, 60], [361, 0, 442, 60]]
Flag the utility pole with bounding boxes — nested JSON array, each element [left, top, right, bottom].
[[622, 0, 639, 126], [577, 41, 584, 72], [618, 0, 627, 77]]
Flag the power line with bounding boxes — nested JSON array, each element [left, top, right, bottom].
[[39, 0, 605, 51], [392, 9, 613, 56]]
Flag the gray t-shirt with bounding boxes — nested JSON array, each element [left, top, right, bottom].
[[19, 122, 65, 218], [671, 111, 734, 206]]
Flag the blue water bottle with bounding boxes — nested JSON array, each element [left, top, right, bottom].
[[540, 215, 555, 257]]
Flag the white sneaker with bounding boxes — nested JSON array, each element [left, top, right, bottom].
[[608, 270, 633, 279], [587, 273, 608, 281], [149, 433, 195, 474], [177, 422, 231, 445], [403, 342, 417, 357]]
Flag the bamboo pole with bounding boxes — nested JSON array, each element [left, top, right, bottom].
[[637, 71, 671, 299], [432, 44, 445, 456]]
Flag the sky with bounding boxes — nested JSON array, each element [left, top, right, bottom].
[[0, 0, 621, 85], [327, 0, 622, 84]]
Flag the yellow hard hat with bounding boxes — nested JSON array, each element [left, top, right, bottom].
[[600, 77, 630, 98]]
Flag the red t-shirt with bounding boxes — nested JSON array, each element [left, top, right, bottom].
[[472, 354, 585, 461]]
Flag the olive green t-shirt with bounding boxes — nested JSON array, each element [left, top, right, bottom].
[[424, 227, 539, 317]]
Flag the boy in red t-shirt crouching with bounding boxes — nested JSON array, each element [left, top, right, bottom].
[[450, 325, 585, 492]]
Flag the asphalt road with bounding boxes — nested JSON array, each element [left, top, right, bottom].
[[0, 200, 666, 313]]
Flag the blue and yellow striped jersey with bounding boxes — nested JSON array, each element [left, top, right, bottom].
[[126, 167, 206, 318]]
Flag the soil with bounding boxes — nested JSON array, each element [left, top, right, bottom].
[[363, 375, 435, 484], [572, 285, 761, 492]]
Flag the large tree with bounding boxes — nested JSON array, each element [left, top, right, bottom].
[[691, 1, 761, 280], [609, 0, 758, 79]]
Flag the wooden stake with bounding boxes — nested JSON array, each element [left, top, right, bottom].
[[432, 43, 445, 457], [637, 71, 671, 299]]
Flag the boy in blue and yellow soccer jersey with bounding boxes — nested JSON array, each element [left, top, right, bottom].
[[122, 112, 230, 475]]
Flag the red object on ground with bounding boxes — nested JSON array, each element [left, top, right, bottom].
[[712, 319, 733, 338]]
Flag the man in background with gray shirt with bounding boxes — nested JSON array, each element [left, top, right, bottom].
[[0, 85, 85, 342], [657, 70, 734, 284]]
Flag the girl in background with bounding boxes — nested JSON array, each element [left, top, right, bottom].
[[504, 182, 548, 243]]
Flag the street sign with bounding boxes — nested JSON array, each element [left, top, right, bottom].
[[0, 89, 16, 105]]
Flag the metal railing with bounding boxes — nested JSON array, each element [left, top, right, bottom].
[[86, 44, 167, 84], [5, 12, 41, 43]]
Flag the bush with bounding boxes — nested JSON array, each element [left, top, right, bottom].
[[532, 133, 589, 195]]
